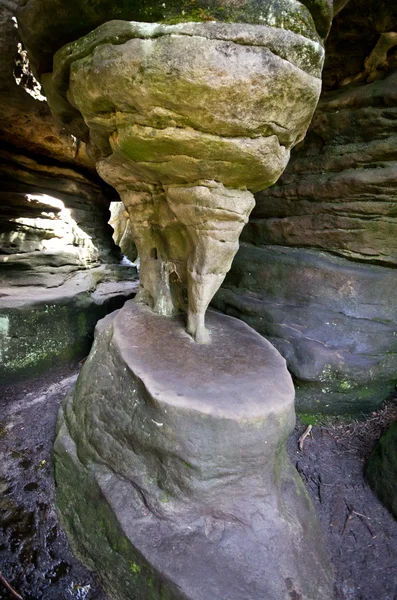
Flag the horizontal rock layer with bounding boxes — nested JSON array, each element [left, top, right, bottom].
[[0, 267, 138, 383], [17, 0, 333, 78], [210, 66, 397, 414], [214, 244, 397, 414], [45, 19, 323, 173], [0, 176, 119, 279], [244, 71, 397, 266]]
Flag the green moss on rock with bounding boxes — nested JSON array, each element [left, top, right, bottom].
[[0, 272, 137, 383], [18, 0, 330, 79]]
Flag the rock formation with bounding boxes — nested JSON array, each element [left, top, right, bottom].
[[18, 3, 329, 341], [0, 3, 137, 382], [214, 0, 397, 413], [54, 301, 334, 600], [2, 1, 395, 405], [13, 1, 339, 598]]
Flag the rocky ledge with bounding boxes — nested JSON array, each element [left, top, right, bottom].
[[0, 266, 138, 383]]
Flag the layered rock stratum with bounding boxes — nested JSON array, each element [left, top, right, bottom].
[[214, 0, 397, 412], [0, 2, 137, 382]]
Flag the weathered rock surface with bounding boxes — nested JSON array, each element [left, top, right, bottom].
[[17, 0, 335, 80], [0, 153, 141, 383], [0, 167, 119, 277], [0, 150, 140, 384], [0, 4, 94, 173], [245, 71, 397, 266], [0, 5, 120, 275], [109, 202, 137, 263], [54, 300, 333, 600], [213, 3, 397, 413], [366, 420, 397, 520], [0, 267, 138, 383], [214, 244, 397, 414], [0, 2, 140, 386], [29, 13, 325, 342]]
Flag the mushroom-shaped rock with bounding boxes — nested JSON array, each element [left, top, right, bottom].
[[18, 2, 328, 341]]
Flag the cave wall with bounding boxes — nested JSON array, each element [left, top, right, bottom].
[[0, 3, 137, 383], [214, 0, 397, 414]]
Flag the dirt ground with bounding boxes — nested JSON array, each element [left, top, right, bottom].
[[0, 365, 108, 600], [287, 396, 397, 600], [1, 366, 397, 600]]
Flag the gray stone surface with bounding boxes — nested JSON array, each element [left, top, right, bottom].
[[0, 266, 138, 383], [214, 244, 397, 414], [109, 201, 137, 263], [245, 71, 397, 267], [17, 0, 334, 80], [214, 54, 397, 414], [366, 420, 397, 521], [54, 300, 333, 600]]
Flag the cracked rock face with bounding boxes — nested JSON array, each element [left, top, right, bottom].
[[31, 13, 325, 341]]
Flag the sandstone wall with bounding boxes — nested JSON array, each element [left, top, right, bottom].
[[215, 1, 397, 414], [0, 4, 137, 382]]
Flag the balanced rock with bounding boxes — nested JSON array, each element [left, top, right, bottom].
[[17, 1, 329, 342], [54, 300, 333, 600]]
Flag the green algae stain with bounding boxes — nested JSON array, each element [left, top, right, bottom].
[[0, 315, 10, 335], [129, 561, 141, 574]]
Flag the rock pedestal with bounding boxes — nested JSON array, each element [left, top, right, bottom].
[[54, 300, 333, 600]]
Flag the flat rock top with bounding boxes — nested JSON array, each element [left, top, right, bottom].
[[0, 267, 138, 309], [17, 0, 333, 77], [109, 300, 295, 420]]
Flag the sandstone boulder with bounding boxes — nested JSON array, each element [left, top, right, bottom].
[[54, 301, 333, 600]]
